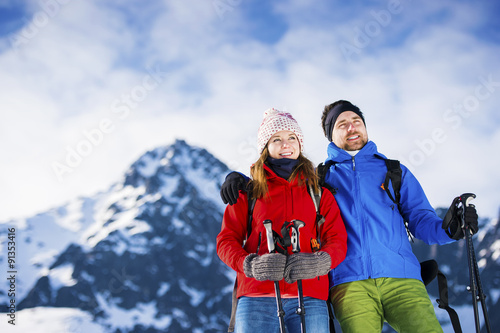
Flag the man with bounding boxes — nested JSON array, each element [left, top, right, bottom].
[[220, 100, 479, 332]]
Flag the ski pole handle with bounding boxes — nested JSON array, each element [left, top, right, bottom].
[[263, 220, 287, 332], [290, 220, 305, 253], [459, 193, 476, 208], [263, 220, 275, 253], [459, 193, 476, 235], [290, 219, 307, 332]]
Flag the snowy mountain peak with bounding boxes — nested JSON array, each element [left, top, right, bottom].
[[124, 139, 228, 189], [0, 139, 234, 332]]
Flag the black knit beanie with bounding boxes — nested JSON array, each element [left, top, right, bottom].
[[324, 101, 365, 142]]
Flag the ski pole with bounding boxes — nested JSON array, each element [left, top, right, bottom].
[[459, 193, 491, 333], [290, 219, 306, 333], [263, 219, 286, 333]]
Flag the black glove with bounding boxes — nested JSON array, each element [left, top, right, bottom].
[[243, 253, 287, 281], [443, 197, 479, 240], [284, 252, 331, 284], [220, 172, 247, 205]]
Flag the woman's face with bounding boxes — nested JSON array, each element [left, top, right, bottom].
[[267, 130, 300, 160]]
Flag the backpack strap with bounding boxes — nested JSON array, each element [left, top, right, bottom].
[[246, 193, 256, 244], [317, 161, 337, 195], [228, 190, 255, 332], [308, 184, 325, 227], [436, 270, 463, 333], [420, 260, 463, 333], [383, 158, 414, 242], [308, 184, 325, 251], [383, 159, 402, 206]]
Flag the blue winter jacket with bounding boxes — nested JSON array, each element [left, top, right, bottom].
[[325, 141, 454, 287]]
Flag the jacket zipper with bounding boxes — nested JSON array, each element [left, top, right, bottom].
[[352, 155, 370, 277]]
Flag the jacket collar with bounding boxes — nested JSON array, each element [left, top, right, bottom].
[[263, 163, 301, 185], [325, 140, 386, 164]]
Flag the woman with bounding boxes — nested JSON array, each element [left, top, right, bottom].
[[216, 108, 347, 333]]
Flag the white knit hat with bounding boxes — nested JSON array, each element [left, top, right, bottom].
[[257, 108, 304, 154]]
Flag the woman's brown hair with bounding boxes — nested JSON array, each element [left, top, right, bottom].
[[249, 147, 319, 200]]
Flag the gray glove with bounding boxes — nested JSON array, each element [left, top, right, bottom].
[[284, 252, 331, 284], [243, 253, 287, 281]]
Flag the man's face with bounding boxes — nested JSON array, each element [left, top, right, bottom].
[[331, 111, 368, 151]]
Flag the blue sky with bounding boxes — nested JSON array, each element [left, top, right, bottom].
[[0, 0, 499, 221]]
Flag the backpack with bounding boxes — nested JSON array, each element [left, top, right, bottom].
[[317, 158, 462, 333]]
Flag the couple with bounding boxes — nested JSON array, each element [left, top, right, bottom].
[[216, 100, 479, 333]]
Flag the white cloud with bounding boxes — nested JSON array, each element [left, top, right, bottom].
[[0, 0, 498, 221]]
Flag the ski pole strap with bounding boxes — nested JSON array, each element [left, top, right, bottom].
[[228, 279, 238, 332], [436, 270, 463, 333]]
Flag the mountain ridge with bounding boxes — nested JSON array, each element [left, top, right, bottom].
[[1, 139, 233, 332]]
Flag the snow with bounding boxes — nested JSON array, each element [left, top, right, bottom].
[[161, 205, 173, 216], [80, 270, 95, 284], [490, 288, 500, 304], [124, 233, 150, 255], [179, 279, 206, 307], [0, 307, 106, 333], [83, 205, 144, 248], [109, 185, 147, 209], [95, 293, 172, 331], [48, 263, 77, 289], [186, 242, 215, 267], [490, 239, 500, 262], [30, 249, 60, 266], [156, 282, 171, 297], [436, 303, 489, 333], [159, 173, 181, 198], [184, 161, 227, 212], [171, 308, 190, 329], [0, 196, 102, 304], [136, 150, 165, 178], [128, 220, 151, 235], [54, 200, 85, 232]]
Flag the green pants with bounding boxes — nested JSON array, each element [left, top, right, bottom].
[[330, 278, 443, 333]]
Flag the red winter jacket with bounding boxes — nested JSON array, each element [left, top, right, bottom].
[[216, 164, 347, 300]]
